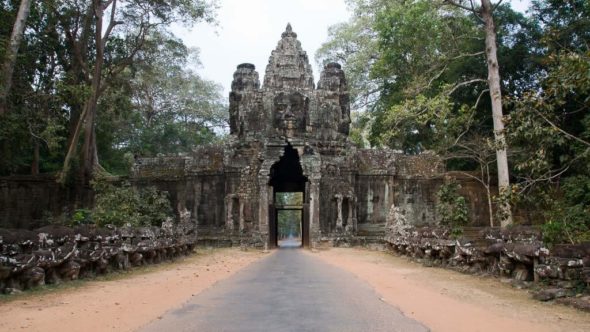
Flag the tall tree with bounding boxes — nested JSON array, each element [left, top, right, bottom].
[[56, 0, 217, 184], [316, 0, 386, 110], [506, 0, 590, 242], [0, 0, 32, 115], [441, 0, 513, 226], [0, 1, 223, 178], [102, 34, 227, 160], [0, 1, 68, 176]]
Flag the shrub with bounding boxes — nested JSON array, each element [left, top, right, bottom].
[[542, 175, 590, 246], [92, 178, 173, 227], [71, 209, 93, 226], [437, 181, 469, 237], [138, 186, 173, 226]]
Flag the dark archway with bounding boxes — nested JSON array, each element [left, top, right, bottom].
[[269, 144, 308, 248]]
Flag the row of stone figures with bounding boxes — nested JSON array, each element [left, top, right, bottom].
[[0, 222, 197, 293], [385, 224, 590, 304]]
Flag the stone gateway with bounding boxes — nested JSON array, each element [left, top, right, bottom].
[[132, 24, 452, 249]]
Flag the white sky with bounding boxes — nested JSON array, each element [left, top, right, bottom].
[[175, 0, 532, 96]]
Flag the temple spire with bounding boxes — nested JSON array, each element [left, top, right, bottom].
[[265, 24, 313, 89], [282, 23, 297, 38]]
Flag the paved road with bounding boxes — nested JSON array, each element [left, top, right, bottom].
[[142, 248, 429, 332], [278, 236, 302, 248]]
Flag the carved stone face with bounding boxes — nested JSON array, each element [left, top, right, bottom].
[[273, 92, 307, 133]]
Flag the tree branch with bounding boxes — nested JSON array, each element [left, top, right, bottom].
[[443, 0, 484, 22], [101, 20, 151, 93], [427, 64, 448, 89], [492, 0, 505, 12], [451, 51, 485, 60], [517, 165, 570, 194], [101, 0, 119, 49], [447, 78, 487, 95], [452, 89, 488, 147], [102, 0, 115, 11], [444, 0, 476, 13], [532, 108, 590, 147]]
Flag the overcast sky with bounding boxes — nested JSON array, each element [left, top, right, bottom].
[[174, 0, 532, 96]]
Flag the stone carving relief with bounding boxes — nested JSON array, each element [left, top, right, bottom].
[[273, 92, 308, 137]]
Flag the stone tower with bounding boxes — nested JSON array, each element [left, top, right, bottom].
[[229, 24, 351, 141]]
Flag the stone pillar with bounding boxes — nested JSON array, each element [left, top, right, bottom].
[[193, 180, 202, 225], [258, 176, 269, 231], [225, 195, 234, 230], [347, 196, 354, 230], [335, 194, 343, 230], [352, 196, 358, 231], [239, 198, 245, 231], [309, 177, 321, 248], [176, 182, 187, 211]]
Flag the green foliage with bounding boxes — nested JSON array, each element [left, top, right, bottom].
[[275, 192, 303, 239], [71, 209, 93, 226], [373, 1, 479, 99], [531, 0, 590, 53], [542, 204, 590, 246], [508, 51, 590, 181], [506, 3, 590, 238], [437, 182, 469, 237], [138, 186, 175, 227], [94, 32, 227, 170], [373, 2, 540, 151], [378, 91, 468, 153], [319, 0, 589, 234], [0, 0, 221, 177], [541, 176, 590, 246], [92, 179, 173, 228], [277, 210, 302, 239], [316, 0, 385, 109], [493, 184, 519, 225], [318, 0, 540, 152]]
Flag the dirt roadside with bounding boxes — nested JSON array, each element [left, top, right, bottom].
[[0, 248, 265, 331], [311, 248, 590, 332], [2, 247, 588, 332]]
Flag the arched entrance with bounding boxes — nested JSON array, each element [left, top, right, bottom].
[[268, 144, 309, 248]]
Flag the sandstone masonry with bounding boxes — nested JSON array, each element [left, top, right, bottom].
[[131, 25, 448, 249]]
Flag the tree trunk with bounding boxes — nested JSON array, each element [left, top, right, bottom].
[[481, 0, 513, 227], [79, 0, 106, 182], [59, 0, 107, 184], [31, 139, 39, 175], [80, 100, 99, 181], [63, 4, 94, 153], [486, 185, 493, 227], [0, 0, 32, 115]]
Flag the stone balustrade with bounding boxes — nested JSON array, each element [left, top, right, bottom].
[[0, 221, 197, 294], [385, 226, 590, 310]]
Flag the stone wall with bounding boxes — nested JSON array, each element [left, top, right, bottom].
[[0, 221, 197, 294], [0, 157, 494, 245], [0, 175, 93, 229], [348, 151, 445, 239]]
